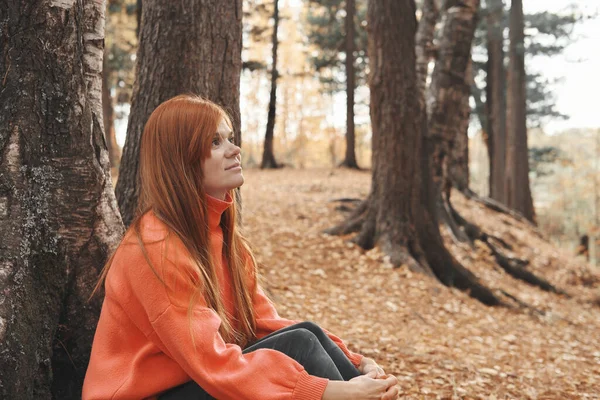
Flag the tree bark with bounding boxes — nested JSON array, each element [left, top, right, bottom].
[[426, 0, 480, 216], [115, 0, 243, 226], [102, 54, 121, 170], [0, 1, 124, 398], [340, 0, 359, 169], [261, 0, 281, 169], [328, 0, 500, 306], [449, 59, 472, 192], [487, 0, 507, 203], [415, 0, 439, 106], [505, 0, 535, 222]]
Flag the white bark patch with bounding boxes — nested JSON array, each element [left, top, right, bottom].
[[50, 0, 76, 9], [0, 316, 6, 342], [0, 197, 7, 217], [5, 126, 21, 173]]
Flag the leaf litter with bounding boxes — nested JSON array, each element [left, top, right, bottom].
[[240, 168, 600, 399]]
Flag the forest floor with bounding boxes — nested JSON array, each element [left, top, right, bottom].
[[240, 168, 600, 400]]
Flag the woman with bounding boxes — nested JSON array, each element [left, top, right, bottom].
[[83, 95, 399, 400]]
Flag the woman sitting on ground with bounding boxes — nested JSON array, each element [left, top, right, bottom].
[[83, 95, 399, 400]]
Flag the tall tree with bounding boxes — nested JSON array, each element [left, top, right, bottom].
[[261, 0, 282, 169], [0, 1, 123, 398], [486, 0, 507, 203], [115, 0, 243, 226], [327, 0, 499, 305], [340, 0, 359, 168], [505, 0, 535, 222], [427, 0, 480, 221], [306, 0, 367, 168]]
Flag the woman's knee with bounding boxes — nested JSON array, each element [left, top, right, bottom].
[[293, 321, 324, 336], [284, 328, 319, 347]]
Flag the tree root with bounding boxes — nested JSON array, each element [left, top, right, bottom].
[[323, 200, 368, 236], [460, 188, 543, 239], [448, 197, 568, 296]]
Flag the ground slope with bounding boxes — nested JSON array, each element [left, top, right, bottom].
[[241, 168, 600, 399]]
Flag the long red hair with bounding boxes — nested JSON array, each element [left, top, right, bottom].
[[94, 94, 258, 347]]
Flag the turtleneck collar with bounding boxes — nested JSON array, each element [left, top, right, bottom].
[[206, 192, 233, 230]]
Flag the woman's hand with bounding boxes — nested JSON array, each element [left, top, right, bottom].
[[322, 371, 399, 400], [359, 357, 386, 379], [349, 370, 399, 399]]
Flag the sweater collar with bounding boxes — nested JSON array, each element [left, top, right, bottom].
[[206, 192, 233, 230]]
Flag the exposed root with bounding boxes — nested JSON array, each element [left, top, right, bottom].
[[461, 189, 543, 238], [323, 200, 368, 236], [439, 196, 471, 244], [448, 196, 567, 296], [487, 242, 568, 296]]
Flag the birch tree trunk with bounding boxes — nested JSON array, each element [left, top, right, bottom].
[[261, 0, 281, 169], [116, 0, 243, 226], [426, 0, 480, 213], [505, 0, 535, 222], [0, 1, 124, 398], [415, 0, 440, 107], [487, 0, 507, 203]]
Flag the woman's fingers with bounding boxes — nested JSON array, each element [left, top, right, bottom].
[[384, 374, 399, 388], [381, 385, 399, 400]]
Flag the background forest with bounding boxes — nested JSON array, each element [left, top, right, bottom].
[[1, 0, 600, 398], [104, 0, 600, 257]]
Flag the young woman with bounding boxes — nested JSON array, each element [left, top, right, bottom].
[[83, 95, 399, 400]]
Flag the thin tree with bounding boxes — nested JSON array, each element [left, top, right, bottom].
[[0, 1, 123, 398], [505, 0, 535, 222], [487, 0, 507, 203], [327, 0, 500, 305], [340, 0, 359, 168], [261, 0, 282, 169], [116, 0, 243, 226]]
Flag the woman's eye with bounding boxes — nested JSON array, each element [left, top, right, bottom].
[[212, 138, 221, 146]]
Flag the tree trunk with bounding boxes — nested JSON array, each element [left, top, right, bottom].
[[427, 0, 480, 216], [136, 0, 143, 37], [340, 0, 359, 169], [415, 0, 440, 108], [327, 0, 500, 306], [487, 0, 507, 203], [102, 54, 121, 170], [115, 0, 243, 226], [449, 59, 472, 192], [0, 2, 124, 398], [261, 0, 281, 169], [505, 0, 535, 222]]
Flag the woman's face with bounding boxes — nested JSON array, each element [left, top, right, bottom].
[[202, 118, 243, 200]]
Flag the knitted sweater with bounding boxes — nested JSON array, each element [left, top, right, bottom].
[[82, 194, 363, 400]]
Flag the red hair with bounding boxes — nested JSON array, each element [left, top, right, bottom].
[[94, 94, 258, 347]]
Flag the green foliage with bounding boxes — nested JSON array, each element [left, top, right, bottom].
[[529, 145, 571, 177], [304, 0, 368, 95], [472, 3, 586, 127]]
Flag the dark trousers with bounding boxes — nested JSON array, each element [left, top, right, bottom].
[[159, 321, 361, 399]]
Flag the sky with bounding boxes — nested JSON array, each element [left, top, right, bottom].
[[523, 0, 600, 133]]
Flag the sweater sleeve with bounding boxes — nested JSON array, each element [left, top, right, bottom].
[[124, 242, 328, 400], [253, 282, 364, 369]]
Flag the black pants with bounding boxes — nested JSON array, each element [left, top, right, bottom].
[[159, 321, 361, 399]]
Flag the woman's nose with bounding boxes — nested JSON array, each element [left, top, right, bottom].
[[226, 142, 241, 158]]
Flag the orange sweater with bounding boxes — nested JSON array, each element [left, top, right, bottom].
[[83, 194, 363, 400]]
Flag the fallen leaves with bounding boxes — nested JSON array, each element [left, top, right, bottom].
[[241, 168, 600, 399]]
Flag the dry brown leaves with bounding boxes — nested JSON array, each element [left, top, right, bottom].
[[240, 168, 600, 400]]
